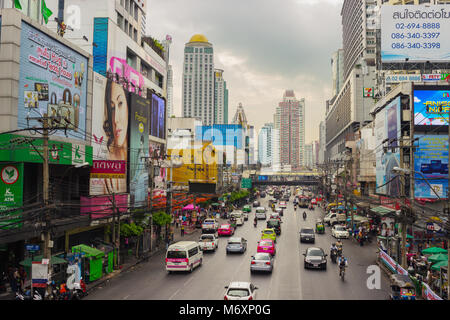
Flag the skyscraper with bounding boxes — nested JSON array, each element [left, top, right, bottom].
[[182, 34, 215, 125], [214, 69, 228, 124], [258, 123, 274, 166], [274, 90, 305, 170], [331, 49, 344, 98]]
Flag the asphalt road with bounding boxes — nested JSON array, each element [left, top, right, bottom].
[[85, 190, 390, 300]]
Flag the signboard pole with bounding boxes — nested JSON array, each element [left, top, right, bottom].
[[42, 114, 52, 286]]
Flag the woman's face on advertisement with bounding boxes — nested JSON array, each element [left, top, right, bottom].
[[110, 82, 128, 147]]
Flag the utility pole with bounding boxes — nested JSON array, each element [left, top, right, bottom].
[[447, 107, 450, 300], [111, 192, 118, 269], [42, 114, 52, 285]]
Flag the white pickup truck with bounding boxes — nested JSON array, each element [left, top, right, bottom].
[[198, 234, 219, 251], [202, 219, 219, 234]]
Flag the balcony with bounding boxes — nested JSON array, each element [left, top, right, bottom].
[[142, 36, 165, 60]]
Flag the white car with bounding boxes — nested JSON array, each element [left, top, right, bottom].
[[323, 213, 332, 225], [198, 234, 219, 251], [279, 201, 287, 209], [255, 207, 267, 220], [332, 225, 349, 239], [224, 282, 258, 300]]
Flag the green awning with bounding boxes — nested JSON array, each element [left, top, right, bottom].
[[431, 260, 448, 271], [353, 215, 369, 222], [422, 247, 447, 255], [20, 255, 67, 268], [370, 206, 395, 216], [72, 244, 105, 259]]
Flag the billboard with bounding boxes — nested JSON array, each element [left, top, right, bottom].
[[414, 87, 450, 126], [81, 194, 129, 219], [90, 73, 128, 195], [381, 5, 450, 63], [196, 125, 244, 148], [150, 93, 166, 139], [149, 142, 167, 190], [18, 22, 89, 141], [414, 134, 448, 199], [376, 97, 402, 197], [128, 93, 150, 208], [0, 163, 24, 230]]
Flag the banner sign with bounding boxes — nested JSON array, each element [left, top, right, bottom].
[[422, 282, 443, 300], [0, 163, 24, 230], [18, 21, 89, 141], [90, 160, 126, 179], [414, 87, 450, 126], [379, 249, 409, 275], [80, 194, 129, 219], [385, 74, 422, 83], [413, 134, 448, 199], [422, 74, 442, 81], [32, 261, 48, 288]]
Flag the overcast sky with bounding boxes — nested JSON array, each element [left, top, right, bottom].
[[147, 0, 344, 144]]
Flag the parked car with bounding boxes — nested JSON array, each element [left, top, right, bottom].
[[224, 282, 258, 300], [331, 225, 349, 239], [250, 252, 274, 273], [243, 205, 252, 213], [198, 233, 219, 252], [253, 201, 260, 207], [257, 239, 276, 256], [226, 237, 248, 254], [218, 224, 235, 236], [299, 228, 315, 243], [303, 247, 327, 270]]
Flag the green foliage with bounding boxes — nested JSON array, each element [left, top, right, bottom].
[[153, 39, 165, 52], [152, 210, 172, 227], [120, 222, 144, 237], [229, 190, 250, 202]]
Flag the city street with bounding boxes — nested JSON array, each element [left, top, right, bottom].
[[85, 193, 390, 300]]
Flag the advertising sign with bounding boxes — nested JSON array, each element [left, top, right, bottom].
[[414, 134, 448, 199], [80, 194, 129, 219], [150, 93, 166, 139], [0, 163, 23, 230], [376, 97, 402, 197], [381, 5, 450, 62], [32, 262, 48, 288], [149, 142, 166, 190], [414, 87, 450, 126], [385, 74, 422, 83], [90, 73, 128, 195], [128, 93, 150, 208], [90, 160, 127, 179], [18, 22, 89, 141], [241, 178, 252, 189], [363, 87, 374, 97]]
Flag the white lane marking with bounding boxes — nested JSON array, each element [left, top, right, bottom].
[[184, 276, 194, 287], [123, 294, 130, 300], [169, 288, 181, 300]]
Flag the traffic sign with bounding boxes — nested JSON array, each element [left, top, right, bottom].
[[26, 245, 40, 251]]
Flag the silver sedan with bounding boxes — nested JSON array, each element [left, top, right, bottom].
[[250, 252, 274, 273]]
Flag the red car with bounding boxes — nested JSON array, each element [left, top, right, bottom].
[[218, 224, 235, 236], [257, 239, 276, 256]]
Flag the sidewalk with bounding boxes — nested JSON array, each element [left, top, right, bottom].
[[0, 224, 206, 300]]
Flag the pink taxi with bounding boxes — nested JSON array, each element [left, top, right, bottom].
[[218, 224, 235, 236], [257, 239, 276, 256]]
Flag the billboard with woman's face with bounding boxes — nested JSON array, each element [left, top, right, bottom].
[[90, 73, 129, 195], [128, 93, 149, 208]]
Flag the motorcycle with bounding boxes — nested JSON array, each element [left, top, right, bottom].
[[330, 249, 337, 263], [253, 220, 257, 228], [339, 265, 346, 281], [302, 212, 307, 220], [15, 289, 43, 300], [337, 246, 343, 257]]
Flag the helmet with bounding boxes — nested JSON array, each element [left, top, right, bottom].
[[332, 243, 336, 246]]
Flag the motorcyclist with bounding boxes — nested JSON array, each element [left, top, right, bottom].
[[330, 243, 338, 262], [330, 242, 338, 252], [338, 255, 348, 277], [336, 239, 343, 255], [253, 217, 257, 227], [303, 211, 307, 220]]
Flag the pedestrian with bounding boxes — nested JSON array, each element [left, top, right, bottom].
[[181, 225, 185, 237], [170, 229, 174, 242], [18, 266, 26, 292], [7, 266, 17, 294], [13, 268, 22, 294]]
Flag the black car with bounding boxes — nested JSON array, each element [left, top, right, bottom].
[[253, 201, 260, 207], [299, 228, 315, 243], [260, 192, 266, 198], [303, 247, 327, 270], [266, 219, 281, 235]]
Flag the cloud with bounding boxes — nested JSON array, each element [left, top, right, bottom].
[[147, 0, 343, 143], [414, 96, 421, 103]]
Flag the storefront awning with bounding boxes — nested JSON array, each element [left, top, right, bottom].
[[370, 206, 396, 216], [356, 202, 371, 208]]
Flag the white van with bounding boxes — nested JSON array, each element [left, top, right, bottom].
[[231, 211, 244, 226], [165, 241, 203, 273], [255, 207, 267, 220]]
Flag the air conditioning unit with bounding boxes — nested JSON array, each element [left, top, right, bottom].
[[402, 110, 411, 122]]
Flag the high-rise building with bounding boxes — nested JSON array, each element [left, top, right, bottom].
[[258, 123, 274, 166], [305, 144, 313, 169], [275, 90, 305, 170], [166, 65, 174, 117], [331, 49, 344, 98], [214, 69, 228, 124], [182, 34, 215, 125], [318, 121, 326, 165], [341, 0, 377, 82]]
